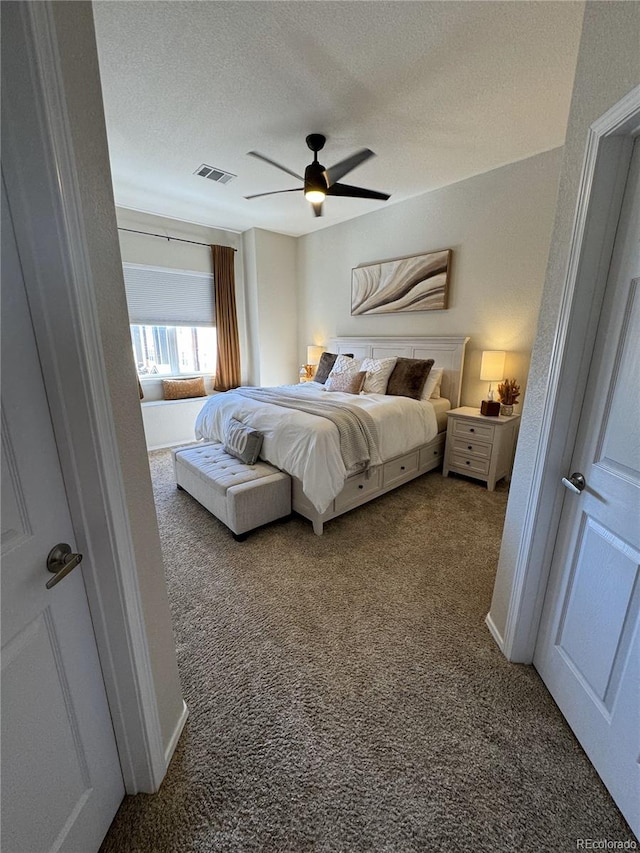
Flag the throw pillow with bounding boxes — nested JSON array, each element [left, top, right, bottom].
[[325, 370, 367, 394], [314, 352, 353, 384], [223, 417, 264, 465], [326, 354, 361, 379], [421, 367, 444, 400], [161, 377, 206, 400], [360, 356, 398, 394], [386, 358, 434, 400]]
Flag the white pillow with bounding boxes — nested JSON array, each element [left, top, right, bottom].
[[325, 355, 361, 385], [360, 356, 398, 394], [421, 367, 444, 400]]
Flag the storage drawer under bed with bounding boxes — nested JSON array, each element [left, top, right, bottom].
[[334, 466, 382, 511], [383, 450, 419, 488], [419, 433, 446, 467]]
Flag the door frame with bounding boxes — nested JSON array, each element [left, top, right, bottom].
[[2, 3, 169, 792], [497, 85, 640, 662]]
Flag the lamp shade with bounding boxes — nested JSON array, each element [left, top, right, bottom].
[[307, 345, 324, 365], [480, 351, 506, 381]]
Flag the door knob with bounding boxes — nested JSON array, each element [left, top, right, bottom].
[[46, 543, 83, 589], [561, 472, 586, 495]]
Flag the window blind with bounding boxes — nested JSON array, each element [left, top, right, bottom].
[[123, 263, 215, 327]]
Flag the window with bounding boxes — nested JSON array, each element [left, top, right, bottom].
[[123, 264, 216, 379], [131, 324, 216, 376]]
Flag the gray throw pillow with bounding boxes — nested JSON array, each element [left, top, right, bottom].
[[386, 358, 435, 400], [224, 417, 263, 464], [314, 352, 354, 384]]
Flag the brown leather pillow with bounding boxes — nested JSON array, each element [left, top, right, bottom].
[[314, 352, 354, 384], [386, 358, 434, 400], [161, 377, 206, 400]]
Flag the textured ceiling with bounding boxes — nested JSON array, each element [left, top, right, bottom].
[[93, 1, 584, 238]]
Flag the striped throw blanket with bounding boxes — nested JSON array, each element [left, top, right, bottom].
[[233, 387, 380, 474]]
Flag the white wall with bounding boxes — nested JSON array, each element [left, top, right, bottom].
[[50, 3, 184, 762], [242, 227, 299, 386], [141, 397, 210, 450], [489, 2, 640, 642], [297, 149, 563, 408]]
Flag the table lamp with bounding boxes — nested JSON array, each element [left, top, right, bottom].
[[480, 350, 506, 416], [300, 345, 324, 380]]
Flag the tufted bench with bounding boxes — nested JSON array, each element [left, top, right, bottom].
[[172, 442, 291, 540]]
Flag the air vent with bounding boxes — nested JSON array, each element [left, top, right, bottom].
[[194, 164, 236, 185]]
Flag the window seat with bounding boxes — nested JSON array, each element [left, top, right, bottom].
[[140, 394, 213, 451]]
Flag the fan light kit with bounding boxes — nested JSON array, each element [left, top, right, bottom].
[[245, 134, 390, 217]]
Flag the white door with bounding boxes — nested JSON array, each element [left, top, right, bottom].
[[1, 181, 124, 851], [534, 139, 640, 836]]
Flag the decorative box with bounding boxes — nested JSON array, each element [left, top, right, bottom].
[[480, 400, 501, 417]]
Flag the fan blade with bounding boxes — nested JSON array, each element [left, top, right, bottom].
[[245, 188, 303, 200], [247, 151, 304, 181], [323, 148, 374, 186], [326, 182, 390, 201], [311, 201, 323, 217]]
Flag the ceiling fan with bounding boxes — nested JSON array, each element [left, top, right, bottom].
[[245, 134, 390, 217]]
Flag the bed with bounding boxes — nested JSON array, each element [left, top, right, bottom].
[[195, 335, 469, 534]]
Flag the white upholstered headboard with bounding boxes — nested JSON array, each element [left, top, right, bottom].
[[328, 336, 470, 409]]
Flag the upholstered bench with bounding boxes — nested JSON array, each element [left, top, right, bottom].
[[172, 442, 291, 539]]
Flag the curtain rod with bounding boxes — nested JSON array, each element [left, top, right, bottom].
[[117, 227, 237, 251]]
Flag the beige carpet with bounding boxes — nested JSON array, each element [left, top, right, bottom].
[[101, 451, 634, 852]]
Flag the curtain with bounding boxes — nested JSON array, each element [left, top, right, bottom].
[[211, 244, 241, 391]]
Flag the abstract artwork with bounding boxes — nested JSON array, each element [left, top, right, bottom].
[[351, 249, 451, 315]]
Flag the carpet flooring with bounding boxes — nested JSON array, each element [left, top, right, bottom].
[[100, 451, 634, 852]]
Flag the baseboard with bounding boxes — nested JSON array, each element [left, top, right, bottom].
[[164, 699, 189, 770], [148, 440, 193, 451], [484, 612, 506, 653]]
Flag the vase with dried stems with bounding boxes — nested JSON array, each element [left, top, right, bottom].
[[497, 378, 521, 416]]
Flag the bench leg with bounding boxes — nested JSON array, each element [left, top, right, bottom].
[[176, 484, 184, 491], [312, 519, 324, 536], [232, 532, 247, 542]]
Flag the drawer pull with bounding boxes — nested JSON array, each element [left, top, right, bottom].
[[358, 484, 364, 489], [469, 428, 475, 433], [466, 460, 471, 465], [468, 445, 473, 450], [400, 465, 405, 471]]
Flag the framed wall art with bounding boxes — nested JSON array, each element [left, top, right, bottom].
[[351, 249, 451, 315]]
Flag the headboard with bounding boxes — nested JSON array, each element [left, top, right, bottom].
[[328, 335, 470, 409]]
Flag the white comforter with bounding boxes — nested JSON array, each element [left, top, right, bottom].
[[195, 382, 438, 513]]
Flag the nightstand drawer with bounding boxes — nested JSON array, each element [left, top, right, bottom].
[[450, 453, 491, 476], [335, 467, 382, 511], [452, 419, 495, 441], [383, 451, 419, 488], [451, 437, 492, 459]]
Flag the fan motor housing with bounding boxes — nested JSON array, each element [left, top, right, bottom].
[[304, 162, 327, 194]]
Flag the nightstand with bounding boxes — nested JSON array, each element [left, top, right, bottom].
[[442, 406, 520, 491]]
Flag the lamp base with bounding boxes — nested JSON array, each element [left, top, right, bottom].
[[299, 364, 314, 380], [481, 400, 501, 417]]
